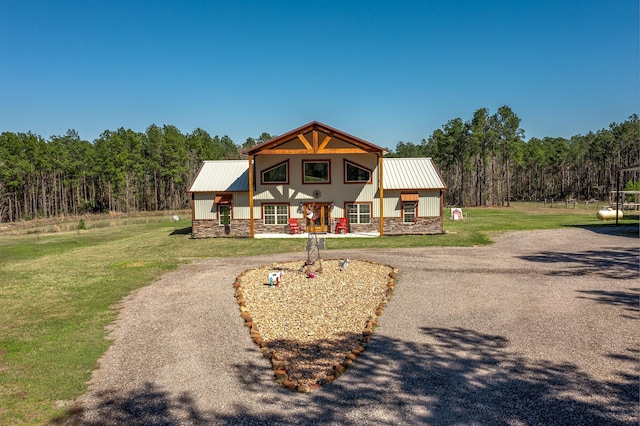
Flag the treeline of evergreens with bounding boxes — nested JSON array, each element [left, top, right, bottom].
[[390, 107, 639, 206], [0, 110, 637, 222], [0, 125, 247, 222]]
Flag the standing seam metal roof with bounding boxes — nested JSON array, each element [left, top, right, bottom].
[[382, 158, 446, 189], [188, 158, 446, 192], [188, 160, 249, 192]]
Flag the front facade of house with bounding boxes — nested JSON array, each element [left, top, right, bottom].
[[189, 121, 447, 238]]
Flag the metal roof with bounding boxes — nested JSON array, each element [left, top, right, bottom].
[[383, 158, 446, 190], [188, 160, 249, 192], [189, 157, 446, 192]]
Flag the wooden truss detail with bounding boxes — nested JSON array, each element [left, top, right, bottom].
[[261, 131, 367, 155]]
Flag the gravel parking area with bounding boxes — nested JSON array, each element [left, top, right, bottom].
[[76, 227, 639, 425]]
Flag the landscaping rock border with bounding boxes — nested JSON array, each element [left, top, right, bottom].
[[233, 259, 398, 392]]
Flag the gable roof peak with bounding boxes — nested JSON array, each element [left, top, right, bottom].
[[242, 121, 387, 155]]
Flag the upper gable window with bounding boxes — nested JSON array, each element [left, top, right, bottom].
[[344, 160, 372, 183], [303, 160, 330, 184], [261, 160, 289, 184]]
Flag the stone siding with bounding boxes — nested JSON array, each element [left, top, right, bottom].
[[383, 216, 443, 236], [345, 222, 378, 233], [193, 216, 443, 237], [192, 219, 251, 238], [192, 219, 292, 238]]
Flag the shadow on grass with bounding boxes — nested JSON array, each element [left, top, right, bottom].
[[71, 328, 638, 425], [169, 226, 192, 236], [518, 246, 638, 280]]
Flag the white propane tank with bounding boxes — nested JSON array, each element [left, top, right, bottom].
[[596, 208, 623, 221]]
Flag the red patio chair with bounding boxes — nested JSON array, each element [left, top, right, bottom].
[[288, 218, 302, 234], [335, 218, 348, 234]]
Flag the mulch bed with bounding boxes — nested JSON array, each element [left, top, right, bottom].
[[234, 259, 397, 392]]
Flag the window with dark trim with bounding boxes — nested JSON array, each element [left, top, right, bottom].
[[344, 160, 372, 183], [218, 205, 231, 226], [264, 204, 289, 225], [303, 160, 330, 184], [262, 161, 289, 184], [346, 203, 371, 224], [403, 202, 417, 223]]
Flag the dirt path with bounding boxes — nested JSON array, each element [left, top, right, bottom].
[[76, 227, 639, 425]]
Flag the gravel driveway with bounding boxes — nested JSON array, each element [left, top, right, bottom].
[[76, 227, 639, 425]]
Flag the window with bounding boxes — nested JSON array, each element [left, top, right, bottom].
[[218, 205, 231, 226], [262, 161, 288, 184], [403, 202, 416, 223], [264, 204, 289, 225], [344, 160, 371, 183], [303, 160, 330, 184], [346, 203, 371, 224], [215, 194, 232, 225]]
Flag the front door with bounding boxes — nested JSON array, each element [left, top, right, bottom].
[[306, 203, 331, 232]]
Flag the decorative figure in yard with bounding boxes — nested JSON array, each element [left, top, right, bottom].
[[339, 258, 349, 271], [268, 271, 281, 287], [305, 203, 322, 268], [305, 202, 318, 220]]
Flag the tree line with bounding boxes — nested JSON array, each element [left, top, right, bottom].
[[0, 111, 637, 222], [0, 125, 259, 222], [391, 107, 639, 207]]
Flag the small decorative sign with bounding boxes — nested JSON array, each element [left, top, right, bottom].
[[268, 271, 283, 286]]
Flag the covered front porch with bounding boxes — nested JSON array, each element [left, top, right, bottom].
[[254, 231, 379, 239]]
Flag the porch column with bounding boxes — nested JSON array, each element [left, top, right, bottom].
[[248, 154, 254, 237], [379, 154, 384, 236]]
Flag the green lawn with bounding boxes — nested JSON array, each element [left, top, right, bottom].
[[0, 206, 637, 424]]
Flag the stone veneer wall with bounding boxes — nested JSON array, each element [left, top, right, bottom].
[[192, 220, 291, 238], [346, 222, 378, 233], [192, 219, 251, 238], [193, 216, 443, 237], [383, 216, 443, 236], [340, 217, 443, 235]]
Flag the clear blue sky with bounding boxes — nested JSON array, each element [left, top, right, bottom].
[[1, 1, 637, 150]]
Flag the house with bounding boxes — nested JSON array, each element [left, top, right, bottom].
[[188, 121, 447, 238]]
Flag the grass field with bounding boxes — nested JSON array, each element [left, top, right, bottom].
[[0, 205, 637, 424]]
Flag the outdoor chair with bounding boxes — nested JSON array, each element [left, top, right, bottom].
[[288, 218, 302, 234], [335, 218, 349, 234]]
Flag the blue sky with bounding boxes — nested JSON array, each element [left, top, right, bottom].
[[1, 1, 637, 151]]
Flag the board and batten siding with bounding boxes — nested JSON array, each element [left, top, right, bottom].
[[382, 190, 441, 217], [193, 193, 216, 220], [193, 192, 251, 220]]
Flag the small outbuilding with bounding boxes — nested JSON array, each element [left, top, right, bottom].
[[188, 121, 447, 237]]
